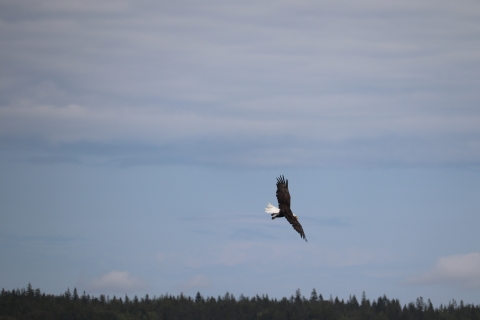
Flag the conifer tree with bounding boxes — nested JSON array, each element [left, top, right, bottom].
[[64, 287, 71, 300], [310, 288, 318, 302]]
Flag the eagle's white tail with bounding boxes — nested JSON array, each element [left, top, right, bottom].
[[265, 203, 280, 214]]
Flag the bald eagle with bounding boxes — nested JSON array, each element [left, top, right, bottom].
[[265, 175, 307, 242]]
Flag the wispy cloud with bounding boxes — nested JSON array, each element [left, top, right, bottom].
[[82, 271, 148, 293], [406, 252, 480, 289], [178, 275, 212, 292], [1, 0, 480, 167], [181, 240, 387, 269]]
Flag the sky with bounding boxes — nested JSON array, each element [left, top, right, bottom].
[[1, 0, 480, 306]]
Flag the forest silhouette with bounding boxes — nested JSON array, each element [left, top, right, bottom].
[[1, 284, 479, 319]]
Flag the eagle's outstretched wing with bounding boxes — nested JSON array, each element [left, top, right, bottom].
[[276, 175, 290, 207], [276, 175, 308, 242], [284, 212, 307, 242]]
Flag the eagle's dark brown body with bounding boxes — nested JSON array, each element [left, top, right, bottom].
[[271, 175, 307, 242]]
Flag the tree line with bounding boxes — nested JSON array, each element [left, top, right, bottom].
[[0, 284, 479, 320]]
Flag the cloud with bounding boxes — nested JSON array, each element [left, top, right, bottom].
[[182, 240, 386, 269], [156, 253, 165, 264], [2, 102, 480, 167], [406, 252, 480, 289], [83, 271, 148, 293], [178, 275, 212, 292], [1, 0, 480, 167]]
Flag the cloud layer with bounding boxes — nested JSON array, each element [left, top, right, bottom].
[[1, 0, 480, 167], [83, 271, 148, 294], [178, 275, 212, 292], [407, 252, 480, 289], [162, 240, 387, 270]]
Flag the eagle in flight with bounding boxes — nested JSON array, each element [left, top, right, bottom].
[[265, 175, 307, 242]]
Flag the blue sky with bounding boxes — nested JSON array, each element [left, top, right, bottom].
[[1, 0, 480, 306]]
